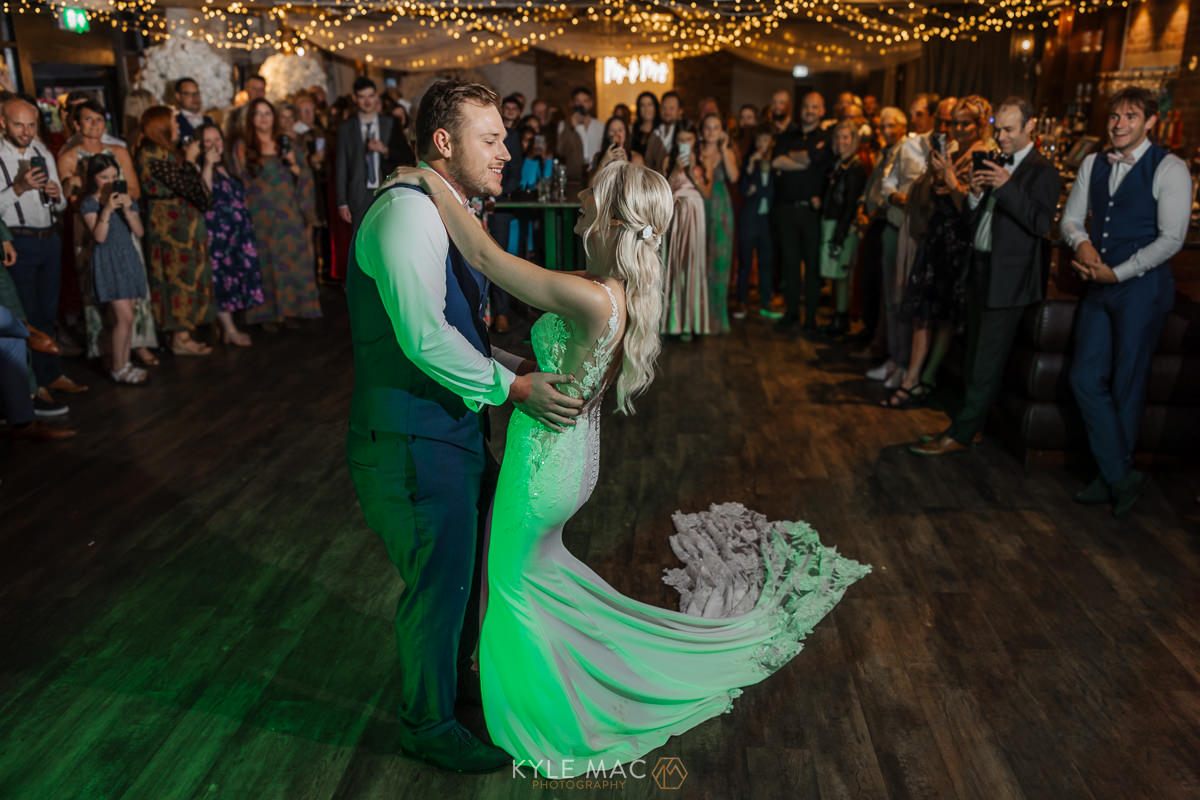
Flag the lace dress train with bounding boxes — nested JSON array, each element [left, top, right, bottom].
[[481, 282, 870, 772]]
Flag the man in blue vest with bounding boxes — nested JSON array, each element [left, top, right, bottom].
[[345, 80, 583, 772], [1060, 87, 1191, 517]]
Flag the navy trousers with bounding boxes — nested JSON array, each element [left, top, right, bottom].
[[1068, 266, 1174, 484], [346, 428, 495, 737], [8, 234, 62, 387], [737, 211, 773, 306]]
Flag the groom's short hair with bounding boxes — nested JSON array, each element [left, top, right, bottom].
[[416, 79, 501, 159]]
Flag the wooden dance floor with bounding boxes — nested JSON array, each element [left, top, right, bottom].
[[2, 288, 1197, 799]]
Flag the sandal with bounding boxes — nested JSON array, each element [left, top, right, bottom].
[[881, 384, 931, 409], [134, 347, 160, 367], [172, 337, 212, 356], [881, 387, 915, 408], [111, 363, 148, 385]]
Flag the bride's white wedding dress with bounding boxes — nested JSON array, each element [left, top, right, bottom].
[[481, 280, 869, 771]]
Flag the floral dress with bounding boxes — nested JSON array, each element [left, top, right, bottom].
[[205, 168, 264, 312], [235, 146, 322, 323], [134, 143, 214, 332]]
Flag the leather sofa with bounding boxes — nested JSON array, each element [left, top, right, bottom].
[[987, 249, 1200, 467]]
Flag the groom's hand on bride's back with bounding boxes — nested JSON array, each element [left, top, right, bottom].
[[508, 372, 583, 432]]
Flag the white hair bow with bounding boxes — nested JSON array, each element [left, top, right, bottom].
[[640, 224, 654, 240]]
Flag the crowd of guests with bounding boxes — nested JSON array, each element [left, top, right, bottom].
[[492, 82, 1186, 516], [0, 71, 420, 443], [0, 72, 1187, 516]]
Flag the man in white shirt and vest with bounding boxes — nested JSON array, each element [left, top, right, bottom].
[[344, 79, 582, 772], [1060, 87, 1190, 517], [0, 96, 85, 396]]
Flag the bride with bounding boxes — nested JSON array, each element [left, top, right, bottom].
[[385, 161, 869, 774]]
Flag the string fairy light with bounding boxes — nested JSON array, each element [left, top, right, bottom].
[[2, 0, 1128, 69]]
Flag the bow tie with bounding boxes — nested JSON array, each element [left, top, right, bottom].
[[1106, 151, 1137, 166]]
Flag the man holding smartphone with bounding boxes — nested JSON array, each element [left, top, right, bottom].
[[910, 97, 1059, 459], [0, 96, 82, 399]]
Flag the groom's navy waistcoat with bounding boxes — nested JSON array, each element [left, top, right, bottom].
[[1088, 144, 1168, 268], [347, 183, 491, 449]]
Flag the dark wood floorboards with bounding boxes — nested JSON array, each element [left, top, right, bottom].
[[1, 287, 1197, 800]]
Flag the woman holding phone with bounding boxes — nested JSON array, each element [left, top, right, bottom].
[[588, 116, 643, 180], [134, 105, 214, 356], [57, 99, 160, 367], [197, 123, 263, 347], [694, 112, 739, 333], [884, 96, 993, 408], [80, 153, 148, 383], [661, 119, 710, 338]]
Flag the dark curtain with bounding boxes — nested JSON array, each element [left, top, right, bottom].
[[901, 32, 1037, 106]]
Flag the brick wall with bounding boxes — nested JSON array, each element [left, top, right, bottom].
[[1173, 2, 1200, 155], [673, 51, 735, 118]]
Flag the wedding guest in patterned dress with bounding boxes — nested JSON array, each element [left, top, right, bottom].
[[661, 120, 710, 338], [232, 98, 322, 329], [197, 123, 262, 348], [695, 112, 739, 333], [56, 100, 159, 366], [79, 154, 148, 384], [133, 106, 214, 356]]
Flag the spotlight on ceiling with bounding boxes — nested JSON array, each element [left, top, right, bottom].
[[792, 65, 809, 79]]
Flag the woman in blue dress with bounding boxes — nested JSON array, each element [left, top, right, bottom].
[[79, 154, 148, 384], [197, 123, 263, 347]]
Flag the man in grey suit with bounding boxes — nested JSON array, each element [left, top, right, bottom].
[[336, 77, 407, 228]]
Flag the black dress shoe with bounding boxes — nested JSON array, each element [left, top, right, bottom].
[[399, 723, 511, 774], [1074, 475, 1112, 505], [1111, 470, 1147, 518], [773, 313, 799, 333]]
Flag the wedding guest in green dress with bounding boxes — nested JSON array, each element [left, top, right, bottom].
[[696, 112, 739, 333], [233, 98, 322, 329]]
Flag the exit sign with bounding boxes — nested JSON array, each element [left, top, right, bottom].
[[59, 8, 90, 34]]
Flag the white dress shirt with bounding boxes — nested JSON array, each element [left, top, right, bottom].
[[354, 164, 515, 410], [968, 141, 1035, 253], [360, 113, 382, 189], [1059, 137, 1191, 282], [0, 137, 68, 228], [575, 116, 604, 164], [881, 131, 930, 227], [653, 122, 676, 152], [180, 110, 206, 131]]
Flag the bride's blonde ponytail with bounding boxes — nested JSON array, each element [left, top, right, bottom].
[[585, 162, 673, 414]]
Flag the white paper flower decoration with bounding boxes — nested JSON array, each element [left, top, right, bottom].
[[135, 35, 233, 110], [259, 54, 329, 102]]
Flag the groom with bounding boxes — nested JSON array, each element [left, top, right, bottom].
[[345, 79, 582, 773]]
